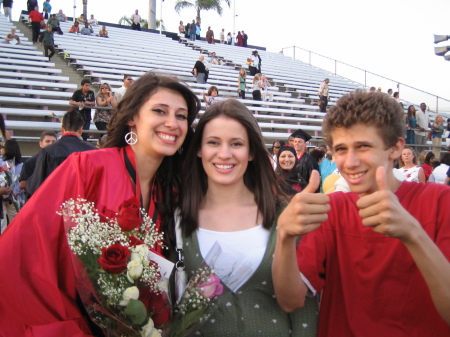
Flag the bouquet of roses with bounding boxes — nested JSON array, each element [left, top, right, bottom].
[[59, 197, 171, 337], [0, 159, 21, 212]]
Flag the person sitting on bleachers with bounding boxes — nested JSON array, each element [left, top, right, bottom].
[[202, 86, 219, 108], [77, 13, 87, 24], [88, 14, 98, 26], [209, 52, 224, 65], [56, 9, 67, 22], [3, 28, 20, 44], [68, 21, 80, 34], [47, 13, 63, 35], [98, 25, 108, 37]]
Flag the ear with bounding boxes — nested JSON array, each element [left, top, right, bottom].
[[127, 117, 136, 128], [77, 126, 83, 135], [389, 137, 405, 161], [197, 148, 202, 158]]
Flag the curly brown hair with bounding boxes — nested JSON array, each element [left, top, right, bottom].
[[323, 89, 405, 149]]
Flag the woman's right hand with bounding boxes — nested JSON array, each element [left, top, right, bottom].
[[0, 186, 12, 195]]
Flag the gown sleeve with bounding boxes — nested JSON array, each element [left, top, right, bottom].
[[0, 153, 102, 337]]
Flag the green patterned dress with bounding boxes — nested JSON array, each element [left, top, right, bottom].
[[182, 223, 318, 337]]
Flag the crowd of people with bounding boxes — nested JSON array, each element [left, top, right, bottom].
[[0, 72, 448, 337]]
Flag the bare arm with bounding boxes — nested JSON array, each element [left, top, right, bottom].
[[418, 167, 426, 183]]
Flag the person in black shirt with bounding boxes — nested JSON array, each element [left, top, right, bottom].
[[69, 79, 95, 141]]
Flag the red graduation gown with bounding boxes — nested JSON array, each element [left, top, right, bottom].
[[0, 147, 160, 337]]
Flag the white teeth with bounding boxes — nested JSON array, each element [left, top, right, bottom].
[[157, 133, 175, 142], [349, 172, 364, 179], [215, 164, 233, 169]]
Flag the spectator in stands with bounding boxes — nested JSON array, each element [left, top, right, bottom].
[[27, 110, 95, 196], [393, 91, 400, 103], [236, 31, 243, 46], [77, 13, 86, 24], [185, 22, 190, 39], [94, 82, 117, 131], [397, 146, 425, 183], [318, 78, 330, 113], [178, 21, 185, 37], [273, 89, 450, 337], [206, 26, 214, 44], [387, 88, 393, 97], [42, 0, 51, 19], [429, 151, 450, 184], [115, 74, 133, 102], [202, 86, 219, 108], [195, 21, 201, 40], [39, 25, 56, 60], [28, 6, 44, 43], [0, 73, 201, 336], [251, 74, 263, 101], [271, 140, 285, 170], [310, 148, 325, 165], [219, 28, 224, 43], [56, 9, 67, 22], [88, 14, 98, 26], [19, 131, 56, 200], [47, 13, 63, 35], [420, 151, 435, 182], [0, 114, 10, 142], [287, 135, 294, 146], [209, 52, 223, 65], [260, 75, 273, 102], [3, 28, 20, 44], [431, 115, 445, 158], [226, 32, 232, 44], [27, 0, 38, 13], [446, 118, 450, 148], [415, 102, 429, 146], [248, 50, 261, 76], [369, 86, 376, 92], [193, 55, 207, 84], [98, 25, 108, 37], [190, 20, 196, 41], [275, 145, 305, 198], [130, 9, 142, 30], [0, 139, 23, 233], [242, 30, 248, 47], [291, 129, 320, 192], [405, 105, 416, 146], [3, 0, 12, 21], [68, 21, 80, 33], [69, 79, 96, 141], [237, 68, 247, 99]]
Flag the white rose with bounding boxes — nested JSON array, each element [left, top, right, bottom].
[[131, 244, 149, 264], [140, 319, 162, 337], [158, 277, 169, 293], [119, 286, 139, 306], [127, 260, 144, 282]]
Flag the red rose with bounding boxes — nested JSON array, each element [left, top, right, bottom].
[[97, 244, 130, 274], [291, 184, 302, 192], [139, 288, 171, 327], [117, 197, 142, 232]]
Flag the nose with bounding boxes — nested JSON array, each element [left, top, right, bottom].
[[344, 149, 360, 169], [217, 144, 232, 159], [165, 112, 178, 129]]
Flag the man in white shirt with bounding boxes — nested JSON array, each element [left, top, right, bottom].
[[114, 75, 133, 102], [130, 10, 141, 31], [415, 102, 429, 146], [88, 14, 98, 26]]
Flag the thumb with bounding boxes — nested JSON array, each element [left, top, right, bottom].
[[375, 166, 389, 191], [302, 170, 320, 194]]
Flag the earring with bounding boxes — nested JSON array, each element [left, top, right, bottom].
[[178, 146, 183, 155], [125, 131, 138, 145]]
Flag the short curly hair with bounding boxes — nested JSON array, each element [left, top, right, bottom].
[[323, 90, 405, 149]]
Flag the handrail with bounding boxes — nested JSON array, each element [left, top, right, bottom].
[[281, 46, 450, 116]]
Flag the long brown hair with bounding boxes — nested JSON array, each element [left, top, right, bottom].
[[180, 99, 285, 237], [106, 72, 201, 250]]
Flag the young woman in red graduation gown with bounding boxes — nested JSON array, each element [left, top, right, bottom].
[[0, 73, 201, 337]]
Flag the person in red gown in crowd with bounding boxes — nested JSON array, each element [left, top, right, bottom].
[[236, 31, 244, 46], [0, 73, 201, 336]]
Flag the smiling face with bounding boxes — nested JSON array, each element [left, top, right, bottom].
[[331, 123, 403, 195], [278, 150, 296, 170], [293, 137, 306, 155], [127, 89, 188, 162], [198, 116, 251, 188]]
